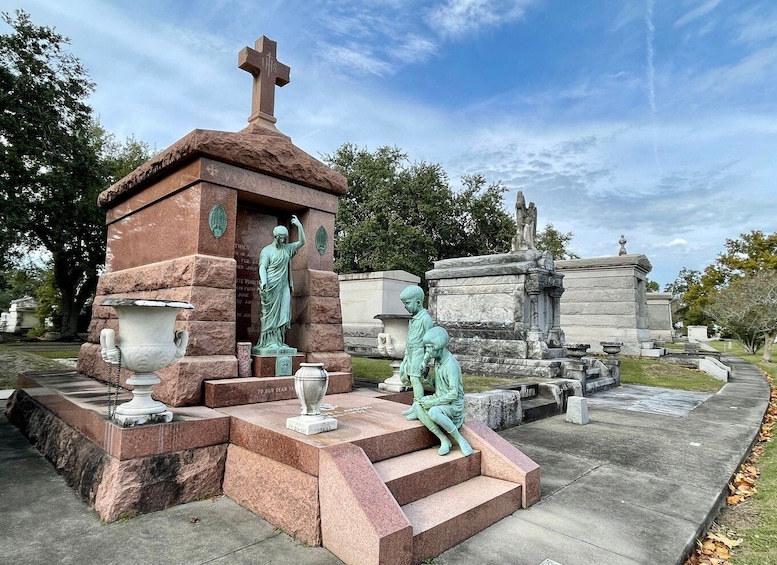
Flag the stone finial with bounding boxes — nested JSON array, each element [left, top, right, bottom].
[[618, 234, 627, 256], [238, 36, 290, 130]]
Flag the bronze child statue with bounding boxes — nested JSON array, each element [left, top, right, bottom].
[[398, 285, 434, 416], [410, 326, 473, 457]]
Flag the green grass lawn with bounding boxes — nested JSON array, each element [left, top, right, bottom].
[[351, 356, 523, 393], [619, 356, 724, 393], [353, 352, 726, 394], [701, 340, 777, 565], [0, 345, 76, 389]]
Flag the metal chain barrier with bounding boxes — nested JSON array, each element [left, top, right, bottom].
[[107, 347, 122, 419]]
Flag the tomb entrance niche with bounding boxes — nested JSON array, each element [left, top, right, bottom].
[[234, 206, 280, 345]]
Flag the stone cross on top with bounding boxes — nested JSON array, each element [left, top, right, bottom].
[[238, 36, 290, 128]]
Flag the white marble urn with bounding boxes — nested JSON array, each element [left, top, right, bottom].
[[375, 314, 411, 393], [100, 298, 193, 426], [286, 363, 338, 435], [295, 362, 329, 416]]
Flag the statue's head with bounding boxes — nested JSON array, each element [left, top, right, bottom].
[[273, 225, 289, 243], [422, 326, 449, 361], [400, 285, 425, 315], [423, 326, 449, 349]]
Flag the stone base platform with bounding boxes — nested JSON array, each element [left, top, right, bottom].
[[219, 390, 540, 565], [4, 371, 229, 522], [202, 372, 353, 408], [6, 371, 539, 565], [584, 375, 619, 395]]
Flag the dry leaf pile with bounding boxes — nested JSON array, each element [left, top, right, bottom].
[[685, 372, 776, 565]]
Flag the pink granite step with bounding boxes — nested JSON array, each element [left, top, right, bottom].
[[374, 447, 482, 506], [402, 475, 522, 564]]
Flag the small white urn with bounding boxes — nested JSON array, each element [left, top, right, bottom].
[[100, 298, 193, 427], [295, 362, 329, 416], [286, 362, 338, 435]]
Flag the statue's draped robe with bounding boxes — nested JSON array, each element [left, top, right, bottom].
[[258, 240, 301, 348]]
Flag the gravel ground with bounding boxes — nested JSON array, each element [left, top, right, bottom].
[[0, 347, 73, 389]]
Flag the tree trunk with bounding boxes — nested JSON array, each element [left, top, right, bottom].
[[58, 283, 79, 341], [52, 254, 98, 341], [762, 330, 777, 363]]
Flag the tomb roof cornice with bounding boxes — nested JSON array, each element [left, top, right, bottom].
[[555, 254, 653, 273], [97, 125, 347, 209]]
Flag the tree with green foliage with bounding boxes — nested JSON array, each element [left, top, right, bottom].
[[645, 278, 660, 292], [323, 144, 514, 281], [0, 265, 43, 312], [535, 223, 578, 260], [705, 270, 777, 359], [0, 11, 152, 339], [665, 267, 717, 330], [668, 230, 777, 346], [716, 230, 777, 277]]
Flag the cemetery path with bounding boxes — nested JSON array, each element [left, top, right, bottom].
[[0, 355, 768, 565], [438, 355, 770, 565]]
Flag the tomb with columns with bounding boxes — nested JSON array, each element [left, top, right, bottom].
[[427, 191, 567, 380]]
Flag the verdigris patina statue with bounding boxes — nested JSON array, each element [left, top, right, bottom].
[[253, 215, 306, 354], [398, 285, 434, 417], [410, 326, 473, 456]]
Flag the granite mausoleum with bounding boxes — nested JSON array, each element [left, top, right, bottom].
[[647, 291, 674, 343], [339, 270, 420, 355], [555, 254, 653, 356], [77, 38, 351, 406]]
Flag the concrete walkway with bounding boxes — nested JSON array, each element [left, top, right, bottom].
[[1, 355, 769, 565]]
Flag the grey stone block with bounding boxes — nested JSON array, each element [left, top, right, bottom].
[[464, 389, 522, 430], [566, 396, 589, 425]]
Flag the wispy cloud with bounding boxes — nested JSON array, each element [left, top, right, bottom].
[[426, 0, 535, 38], [733, 4, 777, 44], [319, 44, 395, 76], [645, 0, 661, 173], [674, 0, 723, 28]]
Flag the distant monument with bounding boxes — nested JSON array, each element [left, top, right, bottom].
[[427, 191, 566, 379], [555, 253, 653, 356], [619, 234, 628, 256]]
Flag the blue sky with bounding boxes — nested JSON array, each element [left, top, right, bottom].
[[6, 0, 777, 287]]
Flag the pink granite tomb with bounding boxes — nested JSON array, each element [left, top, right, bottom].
[[77, 35, 352, 406]]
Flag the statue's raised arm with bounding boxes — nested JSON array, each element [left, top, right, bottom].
[[290, 214, 306, 251]]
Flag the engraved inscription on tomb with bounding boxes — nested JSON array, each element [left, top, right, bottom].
[[235, 208, 277, 343]]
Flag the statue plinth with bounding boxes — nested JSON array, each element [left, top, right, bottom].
[[252, 352, 306, 377]]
